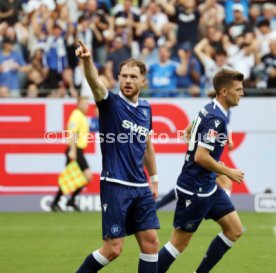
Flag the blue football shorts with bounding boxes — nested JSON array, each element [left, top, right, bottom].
[[100, 180, 160, 239], [173, 186, 235, 232]]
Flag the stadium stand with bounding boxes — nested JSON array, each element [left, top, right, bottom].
[[0, 0, 275, 98]]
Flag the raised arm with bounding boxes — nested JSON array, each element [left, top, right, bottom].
[[75, 40, 107, 101]]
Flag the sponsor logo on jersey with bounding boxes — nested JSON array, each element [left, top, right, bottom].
[[206, 129, 218, 143], [122, 120, 149, 136]]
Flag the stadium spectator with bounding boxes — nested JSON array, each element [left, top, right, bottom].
[[51, 96, 93, 211], [261, 39, 276, 91], [175, 42, 201, 97], [75, 40, 160, 273], [0, 0, 21, 26], [140, 34, 159, 65], [224, 3, 253, 43], [259, 3, 276, 31], [158, 69, 245, 273], [248, 4, 261, 27], [44, 24, 68, 90], [224, 0, 249, 24], [0, 36, 30, 97], [198, 0, 225, 33], [105, 35, 131, 88], [78, 0, 110, 67], [147, 45, 188, 97], [0, 0, 275, 97], [161, 0, 215, 46], [256, 19, 276, 57], [194, 38, 232, 92], [204, 25, 224, 52], [140, 0, 169, 46], [86, 4, 110, 66]]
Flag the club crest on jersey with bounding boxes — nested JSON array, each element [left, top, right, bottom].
[[111, 225, 121, 236], [122, 120, 149, 136]]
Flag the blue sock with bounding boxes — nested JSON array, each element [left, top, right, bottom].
[[138, 253, 158, 273], [196, 233, 233, 273], [156, 189, 176, 210], [76, 250, 109, 273], [158, 242, 180, 273]]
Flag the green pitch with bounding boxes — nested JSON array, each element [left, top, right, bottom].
[[0, 211, 275, 273]]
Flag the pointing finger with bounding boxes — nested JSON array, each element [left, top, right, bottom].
[[78, 40, 87, 52]]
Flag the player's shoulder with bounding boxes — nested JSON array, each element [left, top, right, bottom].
[[138, 98, 150, 108], [200, 102, 227, 126]]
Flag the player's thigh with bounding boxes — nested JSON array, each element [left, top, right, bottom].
[[217, 211, 243, 241], [135, 229, 159, 253], [173, 189, 212, 233], [100, 182, 133, 238], [131, 187, 160, 233], [170, 228, 194, 253], [207, 187, 235, 222]]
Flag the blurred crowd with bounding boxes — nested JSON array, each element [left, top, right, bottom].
[[0, 0, 276, 98]]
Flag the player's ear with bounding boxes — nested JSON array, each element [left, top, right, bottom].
[[141, 76, 147, 87], [221, 87, 228, 96]]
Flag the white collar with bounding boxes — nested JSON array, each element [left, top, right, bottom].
[[213, 98, 228, 118], [119, 91, 139, 108]]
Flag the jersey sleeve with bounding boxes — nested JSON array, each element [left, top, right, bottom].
[[95, 91, 114, 109], [198, 117, 226, 151]]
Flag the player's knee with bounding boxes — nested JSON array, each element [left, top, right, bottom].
[[108, 244, 123, 260], [141, 237, 159, 253], [234, 226, 243, 240], [227, 225, 243, 242]]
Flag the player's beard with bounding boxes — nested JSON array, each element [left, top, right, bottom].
[[122, 86, 140, 98]]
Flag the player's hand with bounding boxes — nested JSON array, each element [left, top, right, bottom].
[[150, 182, 158, 200], [75, 40, 91, 59], [228, 141, 234, 151], [68, 150, 77, 161], [227, 168, 244, 184]]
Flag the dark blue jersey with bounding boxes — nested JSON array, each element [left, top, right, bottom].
[[96, 91, 152, 187], [177, 99, 229, 196]]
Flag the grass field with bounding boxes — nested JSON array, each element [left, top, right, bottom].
[[0, 211, 275, 273]]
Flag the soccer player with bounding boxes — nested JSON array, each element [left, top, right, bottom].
[[75, 41, 160, 273], [158, 69, 245, 273], [51, 96, 93, 211], [156, 121, 234, 210]]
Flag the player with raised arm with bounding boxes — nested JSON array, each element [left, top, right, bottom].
[[158, 69, 245, 273], [75, 41, 160, 273]]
